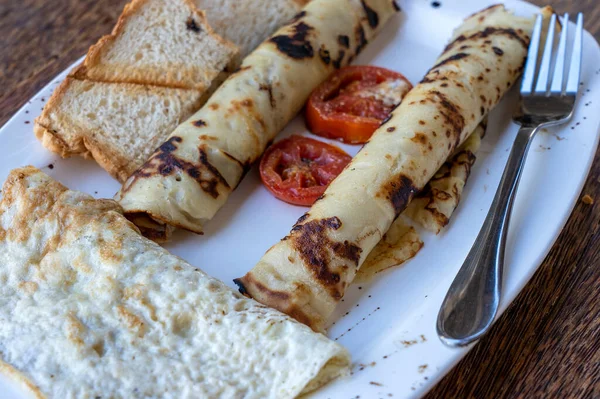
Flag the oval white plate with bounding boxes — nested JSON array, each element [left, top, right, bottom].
[[1, 0, 599, 398]]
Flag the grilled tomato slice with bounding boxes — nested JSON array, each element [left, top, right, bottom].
[[259, 135, 351, 206], [305, 65, 412, 144]]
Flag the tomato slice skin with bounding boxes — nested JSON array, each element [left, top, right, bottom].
[[306, 65, 412, 144], [259, 135, 352, 206]]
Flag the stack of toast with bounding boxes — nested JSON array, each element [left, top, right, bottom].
[[35, 0, 305, 182]]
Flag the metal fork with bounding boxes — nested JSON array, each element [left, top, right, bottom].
[[437, 12, 584, 347]]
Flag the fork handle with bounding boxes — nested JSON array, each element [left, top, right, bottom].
[[437, 125, 539, 347]]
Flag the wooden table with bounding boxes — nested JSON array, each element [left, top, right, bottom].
[[0, 0, 598, 397]]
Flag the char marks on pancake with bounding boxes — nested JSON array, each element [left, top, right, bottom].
[[295, 213, 311, 226], [125, 137, 231, 199], [427, 90, 465, 148], [318, 46, 332, 65], [361, 0, 379, 28], [443, 27, 529, 53], [355, 24, 368, 55], [270, 21, 314, 59], [411, 133, 429, 146], [466, 3, 503, 19], [258, 84, 276, 108], [338, 34, 350, 48], [377, 174, 419, 216], [431, 53, 470, 70], [235, 274, 316, 327], [234, 275, 290, 300], [290, 10, 307, 23], [289, 217, 362, 299], [332, 50, 346, 69]]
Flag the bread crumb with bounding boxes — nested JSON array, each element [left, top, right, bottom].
[[582, 195, 594, 205]]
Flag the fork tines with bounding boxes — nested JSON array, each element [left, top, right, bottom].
[[520, 12, 584, 96]]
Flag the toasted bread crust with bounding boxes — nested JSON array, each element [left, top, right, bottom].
[[35, 77, 206, 182], [35, 0, 237, 182], [34, 77, 91, 159], [35, 120, 132, 181], [34, 77, 131, 181]]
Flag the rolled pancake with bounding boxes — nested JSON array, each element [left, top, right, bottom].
[[236, 5, 550, 331], [116, 0, 400, 239], [405, 120, 485, 234], [356, 120, 486, 282], [0, 167, 349, 398]]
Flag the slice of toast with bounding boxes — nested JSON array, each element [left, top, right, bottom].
[[73, 0, 238, 90], [35, 0, 237, 182], [193, 0, 309, 57], [35, 78, 205, 182]]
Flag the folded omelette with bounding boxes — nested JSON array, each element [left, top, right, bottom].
[[0, 167, 349, 398], [116, 0, 400, 240], [236, 5, 552, 331]]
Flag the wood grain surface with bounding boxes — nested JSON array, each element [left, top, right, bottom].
[[0, 0, 598, 398]]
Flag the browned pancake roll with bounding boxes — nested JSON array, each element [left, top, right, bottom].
[[116, 0, 401, 240], [236, 5, 551, 331]]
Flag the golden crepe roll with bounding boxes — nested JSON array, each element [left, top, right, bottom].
[[116, 0, 401, 240], [236, 5, 553, 332]]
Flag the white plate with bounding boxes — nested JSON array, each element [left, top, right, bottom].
[[1, 0, 599, 398]]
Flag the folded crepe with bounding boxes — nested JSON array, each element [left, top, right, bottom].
[[405, 119, 485, 234], [355, 119, 485, 282], [0, 167, 349, 398], [235, 5, 552, 331], [116, 0, 401, 240], [355, 219, 423, 283]]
